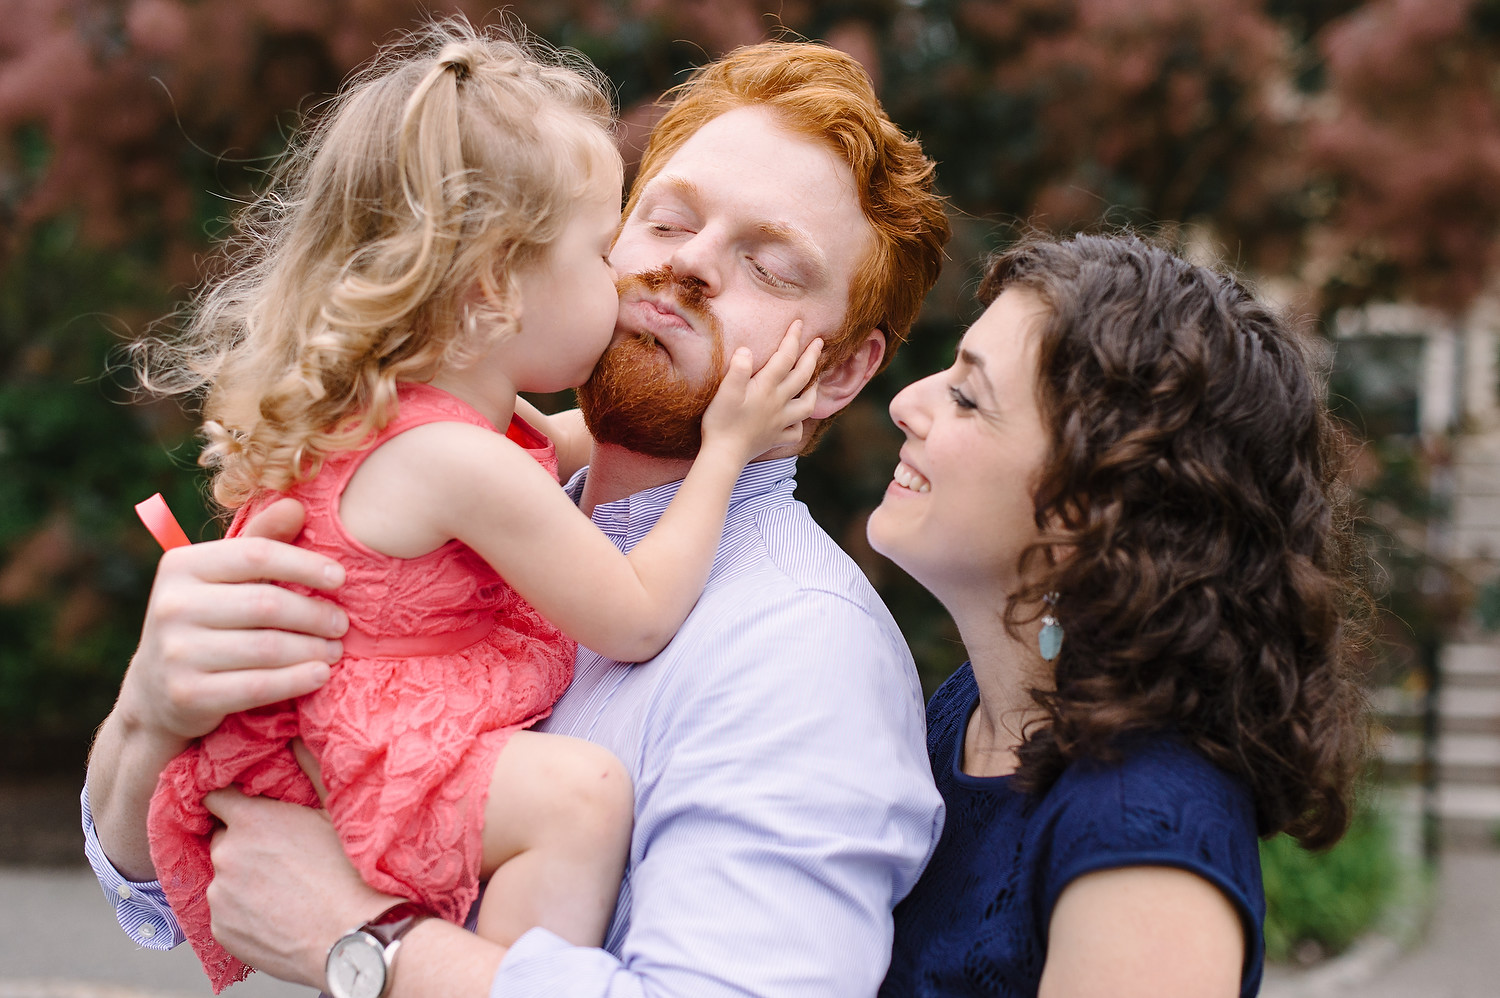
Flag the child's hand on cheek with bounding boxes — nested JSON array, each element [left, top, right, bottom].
[[700, 321, 822, 462]]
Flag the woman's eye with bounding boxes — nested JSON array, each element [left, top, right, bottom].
[[751, 259, 793, 289], [948, 385, 977, 410]]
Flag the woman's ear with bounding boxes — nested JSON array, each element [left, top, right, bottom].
[[812, 329, 885, 420]]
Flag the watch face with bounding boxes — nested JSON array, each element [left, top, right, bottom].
[[326, 933, 387, 998]]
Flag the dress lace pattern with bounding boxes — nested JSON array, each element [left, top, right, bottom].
[[146, 383, 576, 992]]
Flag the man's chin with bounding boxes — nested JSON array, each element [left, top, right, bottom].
[[577, 334, 720, 462]]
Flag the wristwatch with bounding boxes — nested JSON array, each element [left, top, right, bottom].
[[325, 900, 432, 998]]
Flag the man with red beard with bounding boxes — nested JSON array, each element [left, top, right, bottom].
[[84, 41, 951, 998]]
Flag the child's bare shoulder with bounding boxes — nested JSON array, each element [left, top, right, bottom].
[[341, 419, 553, 557], [370, 420, 538, 474]]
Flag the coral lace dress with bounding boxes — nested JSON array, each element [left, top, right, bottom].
[[147, 383, 577, 992]]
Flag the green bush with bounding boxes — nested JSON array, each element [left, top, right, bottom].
[[0, 220, 214, 771], [1261, 804, 1398, 961]]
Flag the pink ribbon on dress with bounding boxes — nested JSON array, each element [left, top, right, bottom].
[[135, 493, 192, 550]]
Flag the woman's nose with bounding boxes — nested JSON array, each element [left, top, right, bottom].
[[889, 375, 934, 438]]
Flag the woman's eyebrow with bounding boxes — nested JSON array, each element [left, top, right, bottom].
[[957, 347, 998, 396]]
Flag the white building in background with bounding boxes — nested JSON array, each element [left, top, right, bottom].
[[1335, 298, 1500, 573], [1337, 301, 1500, 849]]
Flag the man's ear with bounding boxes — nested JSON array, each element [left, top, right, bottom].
[[811, 329, 885, 420]]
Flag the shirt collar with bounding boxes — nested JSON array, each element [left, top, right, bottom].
[[566, 456, 798, 542]]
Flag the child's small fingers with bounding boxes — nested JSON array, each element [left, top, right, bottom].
[[758, 321, 804, 379], [718, 347, 754, 392], [790, 383, 820, 419], [780, 319, 804, 352], [788, 337, 823, 389]]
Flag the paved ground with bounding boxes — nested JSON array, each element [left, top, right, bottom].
[[1345, 850, 1500, 998], [0, 867, 305, 998], [3, 779, 1494, 996], [1262, 848, 1500, 998], [5, 854, 1496, 996], [0, 779, 304, 997]]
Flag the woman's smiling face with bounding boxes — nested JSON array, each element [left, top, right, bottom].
[[867, 288, 1053, 606]]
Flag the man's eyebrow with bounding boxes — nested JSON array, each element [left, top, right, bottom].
[[645, 175, 831, 285], [753, 221, 831, 285], [653, 176, 699, 202]]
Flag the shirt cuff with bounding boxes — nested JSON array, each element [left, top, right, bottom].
[[80, 784, 186, 950], [491, 927, 636, 998]]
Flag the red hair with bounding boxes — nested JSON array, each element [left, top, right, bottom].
[[628, 42, 950, 373]]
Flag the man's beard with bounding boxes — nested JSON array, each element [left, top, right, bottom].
[[577, 267, 725, 461]]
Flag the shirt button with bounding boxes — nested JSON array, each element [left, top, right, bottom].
[[116, 884, 132, 900], [140, 923, 157, 939]]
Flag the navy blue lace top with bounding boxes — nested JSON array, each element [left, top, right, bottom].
[[882, 663, 1265, 997]]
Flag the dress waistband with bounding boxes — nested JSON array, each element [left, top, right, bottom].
[[340, 616, 495, 659]]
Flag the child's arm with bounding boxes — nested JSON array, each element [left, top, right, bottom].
[[342, 325, 820, 663], [513, 398, 591, 483]]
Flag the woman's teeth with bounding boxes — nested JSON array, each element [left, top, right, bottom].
[[894, 462, 930, 493]]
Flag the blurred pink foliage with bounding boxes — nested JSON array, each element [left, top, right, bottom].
[[3, 0, 1499, 310], [973, 0, 1299, 257], [1307, 0, 1500, 307]]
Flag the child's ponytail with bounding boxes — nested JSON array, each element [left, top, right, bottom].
[[134, 17, 620, 510]]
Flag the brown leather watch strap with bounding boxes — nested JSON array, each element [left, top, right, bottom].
[[362, 900, 434, 948]]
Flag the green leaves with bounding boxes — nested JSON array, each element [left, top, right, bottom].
[[1261, 803, 1400, 960], [0, 220, 212, 767]]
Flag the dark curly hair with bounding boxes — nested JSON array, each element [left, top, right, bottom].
[[992, 233, 1369, 850]]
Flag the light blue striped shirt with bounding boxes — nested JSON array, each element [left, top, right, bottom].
[[83, 457, 944, 996]]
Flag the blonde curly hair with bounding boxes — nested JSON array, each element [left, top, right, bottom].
[[136, 16, 619, 509]]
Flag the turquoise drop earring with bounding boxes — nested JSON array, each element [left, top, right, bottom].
[[1038, 593, 1063, 661]]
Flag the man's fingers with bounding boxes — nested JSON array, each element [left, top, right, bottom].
[[162, 582, 348, 641], [203, 786, 251, 824], [175, 659, 334, 719], [163, 535, 344, 591], [153, 655, 331, 737], [180, 622, 343, 672], [201, 789, 363, 986], [239, 497, 307, 542], [204, 785, 332, 826], [291, 738, 330, 807]]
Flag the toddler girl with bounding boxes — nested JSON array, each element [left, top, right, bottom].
[[139, 19, 820, 992]]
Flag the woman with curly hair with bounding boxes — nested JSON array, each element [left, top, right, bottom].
[[874, 232, 1369, 997]]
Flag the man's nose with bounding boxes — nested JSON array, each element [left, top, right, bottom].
[[666, 230, 722, 295]]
